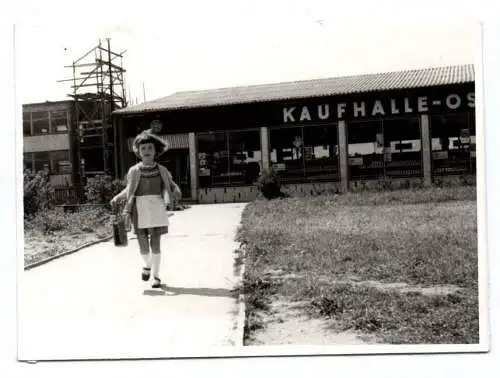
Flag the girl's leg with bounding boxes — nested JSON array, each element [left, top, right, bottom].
[[150, 231, 162, 288], [137, 230, 152, 281]]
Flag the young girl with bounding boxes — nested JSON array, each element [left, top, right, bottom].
[[111, 132, 181, 288]]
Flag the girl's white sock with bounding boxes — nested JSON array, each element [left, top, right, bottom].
[[142, 253, 152, 269], [151, 253, 161, 277]]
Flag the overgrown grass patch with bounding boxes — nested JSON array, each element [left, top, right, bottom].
[[24, 206, 112, 266], [238, 186, 479, 344]]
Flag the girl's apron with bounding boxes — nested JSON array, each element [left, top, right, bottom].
[[135, 195, 170, 229]]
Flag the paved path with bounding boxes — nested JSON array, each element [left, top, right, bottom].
[[18, 203, 247, 361]]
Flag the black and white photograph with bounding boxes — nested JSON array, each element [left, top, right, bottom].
[[15, 2, 488, 362]]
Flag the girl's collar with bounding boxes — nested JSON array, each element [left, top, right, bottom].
[[140, 162, 157, 169]]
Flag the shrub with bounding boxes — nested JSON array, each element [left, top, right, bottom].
[[24, 169, 55, 217], [84, 175, 126, 206], [256, 168, 288, 200]]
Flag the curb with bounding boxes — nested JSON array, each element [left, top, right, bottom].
[[232, 242, 247, 347], [24, 235, 113, 271]]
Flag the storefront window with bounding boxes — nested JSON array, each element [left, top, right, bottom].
[[348, 120, 384, 180], [383, 117, 422, 178], [50, 150, 72, 174], [50, 110, 69, 133], [348, 117, 422, 180], [32, 111, 50, 135], [303, 125, 339, 181], [228, 130, 262, 185], [430, 112, 475, 176], [33, 151, 50, 173], [197, 129, 262, 188], [23, 112, 31, 136], [269, 126, 305, 183]]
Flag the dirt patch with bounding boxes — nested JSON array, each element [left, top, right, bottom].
[[246, 298, 377, 346]]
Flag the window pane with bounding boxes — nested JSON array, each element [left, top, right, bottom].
[[303, 124, 339, 182], [197, 131, 230, 187], [33, 151, 50, 173], [51, 110, 69, 132], [270, 127, 305, 184], [32, 111, 50, 135], [227, 130, 262, 185], [51, 150, 72, 174], [23, 112, 31, 136], [430, 113, 472, 176], [348, 120, 384, 180], [382, 117, 422, 178]]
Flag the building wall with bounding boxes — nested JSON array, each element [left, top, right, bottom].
[[118, 84, 477, 204], [23, 134, 69, 153]]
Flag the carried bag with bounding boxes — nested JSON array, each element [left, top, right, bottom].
[[112, 204, 129, 247]]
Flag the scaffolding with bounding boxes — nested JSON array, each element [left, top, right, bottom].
[[58, 39, 127, 197]]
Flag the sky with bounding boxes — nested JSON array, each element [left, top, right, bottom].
[[14, 0, 481, 106]]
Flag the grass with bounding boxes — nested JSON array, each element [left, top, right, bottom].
[[238, 186, 479, 344], [24, 206, 112, 267]]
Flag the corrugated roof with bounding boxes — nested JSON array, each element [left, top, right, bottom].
[[115, 64, 474, 115]]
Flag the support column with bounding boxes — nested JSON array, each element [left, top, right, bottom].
[[338, 120, 349, 193], [188, 132, 199, 201], [420, 114, 432, 187], [260, 127, 270, 170]]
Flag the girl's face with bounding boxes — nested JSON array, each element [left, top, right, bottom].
[[138, 143, 156, 163]]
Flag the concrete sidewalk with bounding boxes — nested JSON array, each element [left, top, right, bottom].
[[18, 203, 247, 361]]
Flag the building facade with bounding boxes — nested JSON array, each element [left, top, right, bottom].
[[113, 64, 476, 204], [23, 100, 73, 187]]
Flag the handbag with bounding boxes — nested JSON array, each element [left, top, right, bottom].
[[112, 204, 129, 247]]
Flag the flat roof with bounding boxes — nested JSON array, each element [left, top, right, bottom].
[[114, 64, 474, 115]]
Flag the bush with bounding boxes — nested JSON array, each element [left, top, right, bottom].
[[256, 168, 288, 200], [84, 175, 126, 206], [24, 169, 55, 217]]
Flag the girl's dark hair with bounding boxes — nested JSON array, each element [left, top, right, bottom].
[[132, 132, 169, 157]]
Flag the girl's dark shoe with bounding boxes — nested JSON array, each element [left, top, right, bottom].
[[152, 277, 161, 288], [142, 267, 151, 281]]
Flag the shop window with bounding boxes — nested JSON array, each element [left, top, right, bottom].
[[348, 117, 422, 181], [23, 112, 31, 136], [197, 129, 261, 187], [430, 112, 475, 176], [50, 110, 69, 133], [228, 130, 262, 185], [198, 131, 230, 187], [50, 150, 72, 174], [383, 117, 422, 178], [32, 111, 50, 135], [269, 126, 305, 183], [303, 125, 339, 182], [348, 120, 384, 180], [33, 151, 50, 173]]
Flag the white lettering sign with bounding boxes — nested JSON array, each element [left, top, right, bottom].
[[446, 94, 461, 110], [300, 106, 312, 121], [281, 91, 475, 123], [283, 107, 295, 123], [372, 100, 385, 116], [318, 104, 329, 120], [417, 96, 428, 112], [353, 102, 366, 117]]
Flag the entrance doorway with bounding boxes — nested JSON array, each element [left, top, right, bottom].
[[158, 149, 191, 199]]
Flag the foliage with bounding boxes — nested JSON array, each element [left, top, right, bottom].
[[24, 169, 56, 217], [256, 168, 288, 200], [84, 175, 126, 206]]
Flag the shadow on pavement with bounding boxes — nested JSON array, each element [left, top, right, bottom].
[[143, 284, 236, 298]]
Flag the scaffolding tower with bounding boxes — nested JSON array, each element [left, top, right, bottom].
[[59, 39, 127, 198]]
